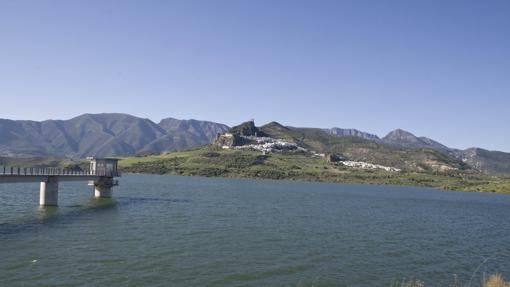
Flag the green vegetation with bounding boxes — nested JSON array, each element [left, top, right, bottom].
[[119, 146, 510, 194]]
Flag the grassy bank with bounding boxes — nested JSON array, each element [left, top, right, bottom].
[[119, 146, 510, 193]]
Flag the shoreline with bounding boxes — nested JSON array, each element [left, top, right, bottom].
[[119, 168, 510, 195]]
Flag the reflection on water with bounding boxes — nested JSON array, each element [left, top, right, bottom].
[[37, 205, 59, 220], [88, 197, 117, 207], [1, 174, 510, 287], [1, 198, 118, 236], [117, 196, 192, 204]]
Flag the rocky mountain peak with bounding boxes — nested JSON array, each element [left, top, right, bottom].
[[382, 129, 452, 154], [383, 129, 419, 142], [228, 121, 267, 137]]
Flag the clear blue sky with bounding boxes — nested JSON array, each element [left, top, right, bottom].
[[0, 0, 509, 151]]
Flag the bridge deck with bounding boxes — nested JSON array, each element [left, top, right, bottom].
[[0, 166, 119, 177], [0, 159, 120, 205], [0, 166, 120, 183]]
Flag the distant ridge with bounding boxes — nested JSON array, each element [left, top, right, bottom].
[[0, 113, 229, 158], [378, 128, 510, 175], [324, 127, 380, 141]]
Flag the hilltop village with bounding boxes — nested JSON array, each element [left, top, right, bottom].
[[215, 121, 401, 172]]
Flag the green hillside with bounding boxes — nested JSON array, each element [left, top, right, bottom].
[[260, 122, 469, 172], [119, 146, 510, 193], [118, 121, 509, 193]]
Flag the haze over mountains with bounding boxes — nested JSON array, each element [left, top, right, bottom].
[[0, 113, 228, 158], [0, 113, 508, 174]]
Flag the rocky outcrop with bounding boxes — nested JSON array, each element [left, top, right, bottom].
[[325, 153, 345, 163], [215, 133, 247, 148], [228, 120, 268, 137], [324, 128, 380, 141]]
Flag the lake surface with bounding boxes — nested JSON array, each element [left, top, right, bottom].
[[1, 174, 509, 286]]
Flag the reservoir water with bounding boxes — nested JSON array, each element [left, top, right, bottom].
[[1, 174, 509, 286]]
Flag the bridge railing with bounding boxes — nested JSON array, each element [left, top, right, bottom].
[[0, 166, 120, 177]]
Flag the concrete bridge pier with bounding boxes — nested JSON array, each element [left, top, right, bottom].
[[40, 176, 59, 206], [92, 177, 113, 198], [1, 158, 120, 207]]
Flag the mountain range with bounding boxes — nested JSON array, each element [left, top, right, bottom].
[[0, 113, 508, 175], [325, 126, 509, 174], [0, 113, 228, 158]]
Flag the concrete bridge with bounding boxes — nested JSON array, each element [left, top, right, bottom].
[[0, 158, 120, 206]]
